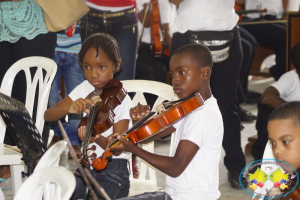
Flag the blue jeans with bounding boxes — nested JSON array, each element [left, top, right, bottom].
[[80, 7, 138, 80], [48, 51, 85, 145], [71, 159, 130, 200], [118, 192, 172, 200]]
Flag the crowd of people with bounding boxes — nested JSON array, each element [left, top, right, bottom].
[[1, 0, 300, 199]]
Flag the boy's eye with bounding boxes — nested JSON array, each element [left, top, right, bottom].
[[283, 140, 290, 145], [269, 141, 275, 146], [99, 65, 105, 70], [179, 70, 186, 75], [169, 73, 174, 78]]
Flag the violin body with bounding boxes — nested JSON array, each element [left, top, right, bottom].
[[78, 79, 127, 168], [78, 79, 127, 137], [92, 92, 204, 171]]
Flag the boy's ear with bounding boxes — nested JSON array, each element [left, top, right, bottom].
[[202, 66, 211, 80], [115, 58, 121, 73]]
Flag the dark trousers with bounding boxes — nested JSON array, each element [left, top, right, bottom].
[[171, 27, 246, 172], [0, 32, 57, 145], [71, 159, 130, 200], [135, 42, 168, 83], [135, 42, 168, 108], [241, 15, 286, 81], [239, 26, 257, 95], [252, 103, 274, 161]]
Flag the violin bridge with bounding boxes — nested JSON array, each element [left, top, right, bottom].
[[91, 89, 103, 104]]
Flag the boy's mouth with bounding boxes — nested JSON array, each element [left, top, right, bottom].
[[173, 87, 182, 94]]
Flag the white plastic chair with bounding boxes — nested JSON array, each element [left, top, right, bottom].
[[34, 140, 67, 172], [0, 56, 57, 197], [121, 80, 178, 196], [14, 166, 75, 200]]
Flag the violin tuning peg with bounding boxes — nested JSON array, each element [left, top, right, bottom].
[[90, 153, 97, 159], [110, 148, 116, 153], [107, 156, 112, 161], [90, 145, 96, 151]]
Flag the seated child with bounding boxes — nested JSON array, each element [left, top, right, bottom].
[[254, 102, 300, 200], [109, 44, 224, 200], [44, 33, 132, 199], [252, 43, 300, 161]]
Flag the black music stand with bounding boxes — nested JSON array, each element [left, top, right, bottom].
[[0, 92, 46, 176]]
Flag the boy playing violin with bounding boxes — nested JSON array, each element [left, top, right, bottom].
[[110, 44, 224, 200]]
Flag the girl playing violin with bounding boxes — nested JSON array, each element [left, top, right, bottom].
[[109, 44, 224, 200], [44, 33, 132, 199]]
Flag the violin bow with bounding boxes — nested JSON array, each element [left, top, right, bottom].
[[137, 0, 151, 56], [58, 120, 111, 200]]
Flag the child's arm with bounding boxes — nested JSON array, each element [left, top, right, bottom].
[[44, 97, 94, 121], [78, 119, 130, 155], [111, 133, 199, 178], [259, 86, 286, 109]]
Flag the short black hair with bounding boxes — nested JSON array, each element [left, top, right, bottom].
[[173, 44, 213, 69], [291, 43, 300, 70], [78, 33, 121, 72], [269, 102, 300, 127]]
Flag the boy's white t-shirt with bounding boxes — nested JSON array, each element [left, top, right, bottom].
[[270, 69, 300, 102], [165, 96, 224, 200], [68, 80, 132, 160]]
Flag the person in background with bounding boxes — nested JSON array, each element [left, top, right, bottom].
[[0, 0, 56, 189], [47, 22, 85, 157], [252, 43, 300, 161], [241, 0, 288, 81]]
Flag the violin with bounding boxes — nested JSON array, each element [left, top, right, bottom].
[[92, 92, 204, 171], [78, 79, 127, 168], [149, 0, 162, 57]]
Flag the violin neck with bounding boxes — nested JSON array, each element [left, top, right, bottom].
[[105, 112, 156, 150], [82, 105, 100, 148]]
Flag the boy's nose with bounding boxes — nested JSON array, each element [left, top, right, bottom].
[[273, 147, 282, 160], [172, 77, 180, 86]]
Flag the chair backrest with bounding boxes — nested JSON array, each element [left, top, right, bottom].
[[34, 141, 68, 172], [14, 166, 75, 200], [121, 80, 178, 183], [0, 56, 57, 142]]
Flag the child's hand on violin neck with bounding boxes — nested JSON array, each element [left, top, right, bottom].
[[68, 98, 94, 114], [78, 126, 99, 143], [130, 104, 151, 121], [107, 133, 135, 153]]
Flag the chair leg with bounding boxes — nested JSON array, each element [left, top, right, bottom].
[[10, 164, 24, 198]]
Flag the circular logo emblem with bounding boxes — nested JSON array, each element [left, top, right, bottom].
[[239, 159, 299, 199]]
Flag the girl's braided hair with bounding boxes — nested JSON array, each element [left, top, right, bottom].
[[78, 33, 122, 73]]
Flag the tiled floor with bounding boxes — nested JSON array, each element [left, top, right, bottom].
[[2, 77, 275, 200]]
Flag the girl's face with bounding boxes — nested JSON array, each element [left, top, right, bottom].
[[268, 119, 300, 171], [82, 47, 120, 89]]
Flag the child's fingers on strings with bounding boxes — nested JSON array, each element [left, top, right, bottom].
[[130, 104, 151, 120], [78, 126, 86, 141]]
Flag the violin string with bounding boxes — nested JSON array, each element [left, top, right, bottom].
[[83, 105, 97, 148]]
